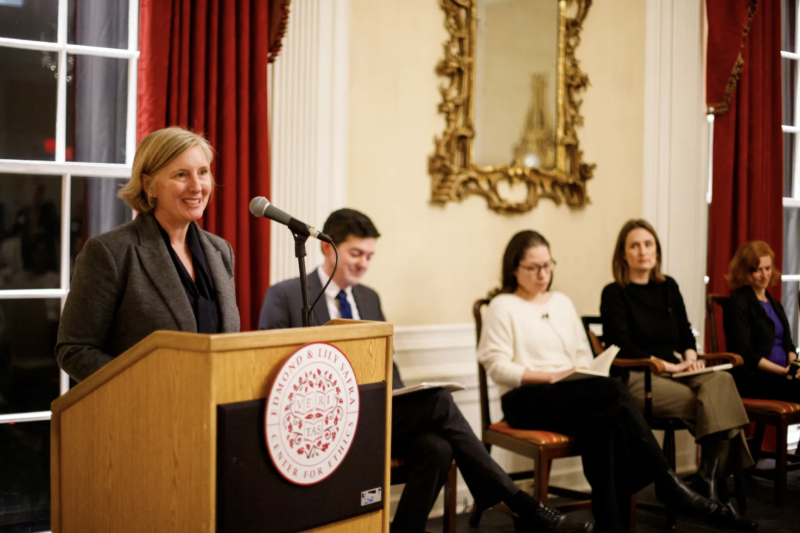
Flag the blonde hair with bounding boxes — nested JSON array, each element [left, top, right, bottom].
[[612, 219, 666, 287], [118, 127, 215, 213]]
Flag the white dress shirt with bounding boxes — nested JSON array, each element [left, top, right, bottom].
[[317, 267, 361, 320]]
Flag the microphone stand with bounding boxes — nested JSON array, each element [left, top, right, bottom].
[[292, 232, 312, 327]]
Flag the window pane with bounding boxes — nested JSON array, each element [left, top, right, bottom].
[[0, 175, 61, 291], [66, 55, 128, 164], [0, 298, 61, 415], [783, 280, 799, 346], [782, 58, 796, 127], [68, 0, 130, 50], [784, 208, 800, 341], [0, 0, 58, 42], [0, 421, 51, 532], [70, 177, 130, 270], [784, 132, 796, 197], [0, 47, 57, 161], [783, 0, 797, 53]]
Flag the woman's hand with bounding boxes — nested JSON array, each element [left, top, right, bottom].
[[684, 360, 706, 372], [662, 360, 691, 374], [783, 363, 800, 379]]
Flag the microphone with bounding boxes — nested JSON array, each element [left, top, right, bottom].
[[541, 313, 549, 320], [249, 197, 332, 243]]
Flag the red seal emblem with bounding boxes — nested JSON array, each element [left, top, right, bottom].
[[265, 342, 360, 485]]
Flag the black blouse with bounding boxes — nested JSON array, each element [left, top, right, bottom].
[[723, 286, 796, 372], [600, 276, 696, 365], [157, 221, 221, 334]]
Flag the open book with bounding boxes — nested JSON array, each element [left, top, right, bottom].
[[392, 382, 466, 397], [670, 363, 733, 379], [558, 345, 620, 382]]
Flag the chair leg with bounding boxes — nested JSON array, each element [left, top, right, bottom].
[[775, 419, 788, 506], [663, 428, 677, 529], [750, 423, 766, 465], [533, 451, 550, 503], [442, 462, 457, 533]]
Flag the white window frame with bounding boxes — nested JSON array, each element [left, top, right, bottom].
[[0, 0, 139, 424], [783, 2, 800, 284]]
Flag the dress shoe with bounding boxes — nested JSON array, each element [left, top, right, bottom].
[[511, 501, 593, 533], [654, 469, 718, 517]]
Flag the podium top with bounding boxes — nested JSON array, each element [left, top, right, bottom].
[[52, 320, 392, 415]]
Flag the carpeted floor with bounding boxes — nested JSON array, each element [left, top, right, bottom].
[[426, 461, 800, 533]]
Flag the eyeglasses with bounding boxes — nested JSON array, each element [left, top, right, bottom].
[[517, 260, 556, 275]]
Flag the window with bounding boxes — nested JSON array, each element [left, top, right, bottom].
[[783, 0, 800, 342], [0, 1, 138, 530]]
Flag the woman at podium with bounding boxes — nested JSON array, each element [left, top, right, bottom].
[[56, 127, 240, 382]]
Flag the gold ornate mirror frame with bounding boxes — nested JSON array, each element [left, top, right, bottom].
[[429, 0, 594, 214]]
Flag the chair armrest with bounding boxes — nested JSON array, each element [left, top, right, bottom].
[[699, 352, 744, 367], [612, 357, 667, 374]]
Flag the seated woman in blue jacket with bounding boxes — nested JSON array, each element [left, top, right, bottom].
[[723, 241, 800, 402]]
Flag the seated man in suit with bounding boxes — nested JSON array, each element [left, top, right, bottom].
[[259, 208, 592, 533]]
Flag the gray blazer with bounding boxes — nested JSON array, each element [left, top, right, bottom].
[[258, 269, 403, 388], [56, 212, 240, 382]]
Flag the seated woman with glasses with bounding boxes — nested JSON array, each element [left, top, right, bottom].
[[723, 241, 800, 402], [478, 230, 738, 533], [600, 219, 754, 527]]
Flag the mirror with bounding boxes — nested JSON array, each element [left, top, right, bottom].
[[474, 0, 559, 170], [429, 0, 594, 214]]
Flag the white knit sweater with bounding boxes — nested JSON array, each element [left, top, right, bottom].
[[477, 292, 593, 394]]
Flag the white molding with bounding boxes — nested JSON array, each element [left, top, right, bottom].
[[393, 323, 476, 351], [642, 0, 708, 347], [269, 0, 351, 284]]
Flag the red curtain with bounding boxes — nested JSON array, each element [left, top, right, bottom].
[[706, 0, 783, 347], [137, 0, 271, 331]]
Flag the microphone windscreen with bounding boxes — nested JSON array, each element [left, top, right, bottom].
[[249, 196, 269, 217]]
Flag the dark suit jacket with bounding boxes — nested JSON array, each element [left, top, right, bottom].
[[56, 212, 240, 382], [259, 269, 404, 388], [723, 285, 796, 372]]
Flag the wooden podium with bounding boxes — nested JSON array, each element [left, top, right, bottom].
[[50, 320, 394, 533]]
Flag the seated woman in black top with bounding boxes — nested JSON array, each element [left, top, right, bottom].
[[723, 241, 800, 401], [480, 230, 738, 533], [600, 219, 754, 523]]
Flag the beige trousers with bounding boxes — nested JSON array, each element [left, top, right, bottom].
[[627, 370, 754, 470]]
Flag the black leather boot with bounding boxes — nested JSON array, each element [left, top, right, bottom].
[[654, 469, 719, 517], [691, 438, 720, 502], [695, 436, 759, 531]]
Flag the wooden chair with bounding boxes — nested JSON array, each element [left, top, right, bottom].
[[470, 299, 601, 529], [707, 294, 800, 505], [390, 459, 457, 533], [581, 316, 746, 526]]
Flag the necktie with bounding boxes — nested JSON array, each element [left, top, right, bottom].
[[337, 290, 353, 319]]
